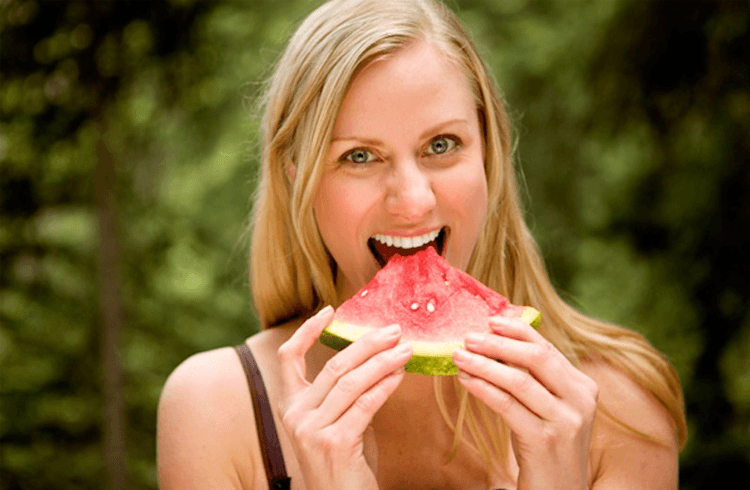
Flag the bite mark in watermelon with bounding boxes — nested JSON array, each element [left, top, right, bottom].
[[320, 247, 541, 375]]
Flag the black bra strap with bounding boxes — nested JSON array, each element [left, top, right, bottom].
[[235, 343, 291, 490]]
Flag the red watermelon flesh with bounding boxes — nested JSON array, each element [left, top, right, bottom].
[[320, 247, 541, 375]]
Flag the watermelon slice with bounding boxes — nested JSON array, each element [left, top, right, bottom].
[[320, 247, 541, 375]]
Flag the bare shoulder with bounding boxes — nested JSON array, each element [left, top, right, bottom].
[[157, 345, 256, 489], [157, 324, 302, 490], [581, 360, 679, 490]]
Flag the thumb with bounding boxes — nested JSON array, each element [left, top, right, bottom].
[[363, 425, 378, 472], [277, 306, 335, 396]]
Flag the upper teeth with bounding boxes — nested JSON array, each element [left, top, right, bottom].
[[372, 229, 440, 249]]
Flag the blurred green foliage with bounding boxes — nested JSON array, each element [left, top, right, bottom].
[[1, 0, 748, 489]]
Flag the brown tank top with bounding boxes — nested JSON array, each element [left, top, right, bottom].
[[235, 343, 291, 490]]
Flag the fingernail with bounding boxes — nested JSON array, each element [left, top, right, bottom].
[[457, 369, 472, 381], [464, 333, 484, 348], [382, 324, 401, 337], [392, 342, 412, 358], [453, 348, 470, 364], [317, 305, 333, 316], [489, 316, 509, 330]]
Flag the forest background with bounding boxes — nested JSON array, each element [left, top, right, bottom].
[[1, 0, 749, 489]]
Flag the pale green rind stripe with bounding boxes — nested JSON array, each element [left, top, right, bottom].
[[320, 309, 541, 376]]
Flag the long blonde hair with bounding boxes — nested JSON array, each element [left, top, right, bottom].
[[249, 0, 687, 468]]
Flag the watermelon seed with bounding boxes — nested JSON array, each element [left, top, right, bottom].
[[410, 302, 419, 310], [427, 301, 435, 313], [361, 290, 368, 297]]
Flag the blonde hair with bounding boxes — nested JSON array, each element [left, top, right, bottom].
[[249, 0, 687, 472]]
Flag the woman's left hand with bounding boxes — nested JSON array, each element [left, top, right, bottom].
[[452, 315, 599, 490]]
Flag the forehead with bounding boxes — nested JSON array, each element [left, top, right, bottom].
[[332, 41, 476, 138]]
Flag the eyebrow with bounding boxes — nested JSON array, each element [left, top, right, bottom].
[[330, 118, 470, 145]]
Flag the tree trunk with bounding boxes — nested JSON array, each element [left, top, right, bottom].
[[96, 128, 128, 490]]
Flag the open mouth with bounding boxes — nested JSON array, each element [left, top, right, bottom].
[[368, 227, 448, 267]]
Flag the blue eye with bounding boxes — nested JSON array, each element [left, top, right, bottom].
[[343, 148, 376, 164], [426, 136, 459, 155]]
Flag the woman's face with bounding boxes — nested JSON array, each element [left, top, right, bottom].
[[313, 41, 488, 300]]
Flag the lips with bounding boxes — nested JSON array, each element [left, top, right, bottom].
[[368, 227, 447, 267]]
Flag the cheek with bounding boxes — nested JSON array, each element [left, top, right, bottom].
[[313, 176, 372, 251], [313, 180, 343, 245], [445, 162, 488, 257], [452, 163, 488, 220], [472, 176, 489, 217], [465, 178, 489, 241]]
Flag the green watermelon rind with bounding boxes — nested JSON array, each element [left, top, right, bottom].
[[319, 306, 541, 376], [521, 306, 542, 329]]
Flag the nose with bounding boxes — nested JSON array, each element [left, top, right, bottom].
[[385, 160, 436, 221]]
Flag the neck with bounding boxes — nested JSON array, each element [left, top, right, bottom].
[[372, 372, 462, 455], [373, 373, 508, 490]]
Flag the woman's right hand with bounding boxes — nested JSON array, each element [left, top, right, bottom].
[[277, 305, 412, 490]]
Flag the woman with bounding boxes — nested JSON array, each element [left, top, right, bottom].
[[157, 0, 687, 489]]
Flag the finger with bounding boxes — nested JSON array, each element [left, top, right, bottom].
[[489, 314, 547, 343], [465, 330, 580, 401], [301, 324, 403, 410], [456, 369, 544, 434], [314, 341, 412, 426], [453, 347, 560, 420], [278, 306, 335, 396], [331, 365, 406, 437]]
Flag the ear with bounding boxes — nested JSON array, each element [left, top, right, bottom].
[[286, 164, 297, 184]]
